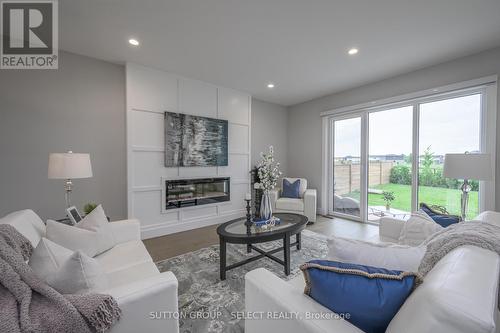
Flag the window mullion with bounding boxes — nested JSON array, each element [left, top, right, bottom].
[[411, 103, 420, 212]]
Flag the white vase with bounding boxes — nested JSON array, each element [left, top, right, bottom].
[[260, 191, 272, 220]]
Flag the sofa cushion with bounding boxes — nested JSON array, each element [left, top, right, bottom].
[[328, 237, 426, 272], [398, 212, 443, 246], [276, 198, 304, 211], [282, 177, 307, 198], [105, 261, 160, 288], [387, 245, 500, 333], [95, 240, 153, 274], [301, 260, 420, 333], [0, 210, 45, 247]]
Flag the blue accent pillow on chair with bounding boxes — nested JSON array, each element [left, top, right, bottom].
[[282, 179, 301, 198], [300, 260, 421, 333], [420, 203, 460, 227]]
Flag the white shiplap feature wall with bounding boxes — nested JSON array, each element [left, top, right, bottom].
[[126, 63, 251, 239]]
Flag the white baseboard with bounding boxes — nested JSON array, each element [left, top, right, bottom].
[[140, 209, 246, 239]]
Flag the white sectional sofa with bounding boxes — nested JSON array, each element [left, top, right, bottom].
[[0, 209, 179, 333], [246, 212, 500, 333], [246, 245, 500, 333]]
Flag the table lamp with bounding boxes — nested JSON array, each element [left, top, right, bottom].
[[48, 151, 93, 207], [443, 153, 492, 220]]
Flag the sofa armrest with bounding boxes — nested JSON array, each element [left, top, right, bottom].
[[379, 217, 405, 243], [107, 271, 179, 333], [245, 268, 362, 333], [475, 211, 500, 226], [269, 189, 280, 211], [110, 219, 141, 244], [304, 189, 317, 222]]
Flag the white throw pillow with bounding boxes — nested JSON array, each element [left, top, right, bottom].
[[327, 236, 425, 272], [29, 237, 73, 281], [46, 205, 115, 257], [50, 251, 108, 294], [77, 205, 110, 232], [29, 238, 108, 294], [398, 212, 443, 246]]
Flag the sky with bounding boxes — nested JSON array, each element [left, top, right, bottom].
[[334, 94, 481, 157]]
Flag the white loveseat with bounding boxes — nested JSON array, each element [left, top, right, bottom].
[[0, 209, 179, 333], [269, 177, 317, 222]]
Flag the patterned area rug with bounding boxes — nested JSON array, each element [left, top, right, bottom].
[[156, 229, 328, 333]]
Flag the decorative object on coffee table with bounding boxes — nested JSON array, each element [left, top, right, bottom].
[[216, 212, 308, 280], [48, 151, 93, 208], [255, 146, 282, 220], [244, 194, 252, 228]]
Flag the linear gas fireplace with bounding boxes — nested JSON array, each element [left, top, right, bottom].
[[164, 177, 230, 210]]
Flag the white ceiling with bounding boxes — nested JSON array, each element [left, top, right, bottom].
[[60, 0, 500, 106]]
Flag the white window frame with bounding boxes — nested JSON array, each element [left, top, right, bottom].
[[321, 76, 497, 221]]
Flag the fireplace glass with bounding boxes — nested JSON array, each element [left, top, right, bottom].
[[165, 177, 230, 210]]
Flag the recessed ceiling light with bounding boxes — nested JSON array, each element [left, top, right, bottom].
[[128, 38, 140, 46], [348, 48, 359, 55], [267, 83, 275, 89]]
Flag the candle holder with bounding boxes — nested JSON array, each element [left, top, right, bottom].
[[245, 199, 252, 228]]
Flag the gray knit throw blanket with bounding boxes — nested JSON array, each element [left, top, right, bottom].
[[0, 224, 121, 333], [418, 221, 500, 308]]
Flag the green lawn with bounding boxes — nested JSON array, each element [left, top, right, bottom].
[[345, 183, 478, 219]]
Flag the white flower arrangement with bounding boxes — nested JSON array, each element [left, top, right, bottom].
[[256, 146, 282, 193]]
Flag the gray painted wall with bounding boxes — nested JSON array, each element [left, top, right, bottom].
[[251, 98, 288, 176], [0, 51, 127, 221], [287, 46, 500, 212], [3, 46, 499, 222]]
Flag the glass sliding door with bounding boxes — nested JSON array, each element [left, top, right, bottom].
[[327, 83, 493, 224], [418, 94, 481, 219], [368, 106, 413, 222], [332, 117, 362, 219]]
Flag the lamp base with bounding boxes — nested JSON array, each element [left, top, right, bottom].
[[65, 179, 73, 208], [460, 179, 471, 221]]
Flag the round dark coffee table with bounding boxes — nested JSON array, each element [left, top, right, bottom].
[[216, 213, 308, 280]]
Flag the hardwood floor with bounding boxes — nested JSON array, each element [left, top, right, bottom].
[[143, 215, 379, 262]]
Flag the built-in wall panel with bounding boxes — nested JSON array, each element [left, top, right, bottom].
[[126, 63, 251, 239], [127, 65, 178, 112], [229, 123, 250, 154], [179, 78, 217, 117]]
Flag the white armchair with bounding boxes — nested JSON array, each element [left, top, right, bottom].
[[269, 177, 317, 222]]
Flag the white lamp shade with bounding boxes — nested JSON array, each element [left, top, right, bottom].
[[443, 153, 492, 181], [48, 153, 93, 179]]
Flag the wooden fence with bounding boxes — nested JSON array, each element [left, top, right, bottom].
[[334, 161, 394, 195]]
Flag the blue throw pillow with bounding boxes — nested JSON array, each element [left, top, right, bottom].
[[420, 203, 460, 227], [282, 179, 300, 198], [300, 260, 421, 333]]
